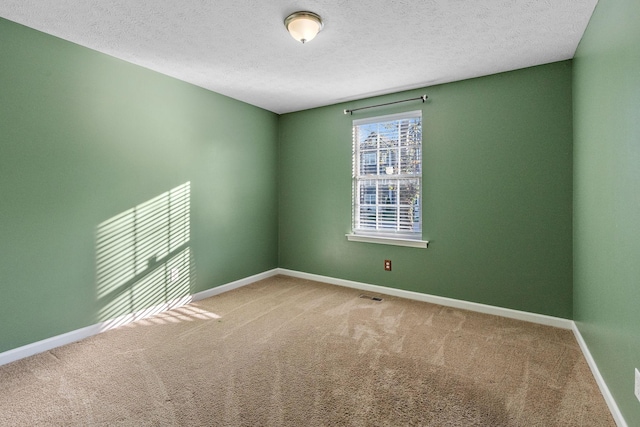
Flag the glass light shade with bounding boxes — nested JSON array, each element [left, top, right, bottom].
[[285, 12, 323, 44]]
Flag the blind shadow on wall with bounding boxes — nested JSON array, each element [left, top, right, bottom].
[[95, 182, 195, 330]]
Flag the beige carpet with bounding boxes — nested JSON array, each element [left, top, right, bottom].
[[0, 276, 614, 426]]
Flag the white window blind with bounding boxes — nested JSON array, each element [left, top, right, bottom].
[[352, 110, 422, 239]]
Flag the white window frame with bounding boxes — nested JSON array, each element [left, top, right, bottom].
[[346, 110, 428, 248]]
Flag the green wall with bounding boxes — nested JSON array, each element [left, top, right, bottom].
[[573, 0, 640, 422], [279, 61, 574, 318], [0, 18, 278, 353], [2, 7, 634, 422]]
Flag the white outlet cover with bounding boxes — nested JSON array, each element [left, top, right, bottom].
[[635, 368, 640, 403]]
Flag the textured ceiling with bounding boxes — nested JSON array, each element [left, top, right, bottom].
[[0, 0, 598, 114]]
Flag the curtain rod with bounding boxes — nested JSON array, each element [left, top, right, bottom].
[[343, 94, 428, 115]]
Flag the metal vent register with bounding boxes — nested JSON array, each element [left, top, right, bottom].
[[359, 294, 384, 302]]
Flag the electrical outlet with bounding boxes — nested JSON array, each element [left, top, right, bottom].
[[384, 260, 392, 271], [635, 368, 640, 403]]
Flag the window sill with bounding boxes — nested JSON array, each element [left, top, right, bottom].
[[346, 233, 429, 248]]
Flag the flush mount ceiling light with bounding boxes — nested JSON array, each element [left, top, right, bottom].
[[284, 11, 323, 44]]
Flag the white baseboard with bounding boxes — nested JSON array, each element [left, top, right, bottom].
[[0, 267, 624, 427], [277, 268, 573, 329], [192, 269, 279, 301], [0, 298, 198, 367], [0, 324, 102, 367], [0, 269, 279, 367], [572, 323, 627, 427]]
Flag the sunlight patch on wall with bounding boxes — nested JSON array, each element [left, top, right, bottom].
[[96, 182, 194, 330]]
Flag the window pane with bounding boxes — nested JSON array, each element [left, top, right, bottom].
[[378, 206, 397, 229], [377, 121, 398, 149], [360, 151, 377, 175], [399, 180, 420, 205], [400, 146, 421, 175], [398, 207, 419, 231], [358, 125, 379, 149], [377, 180, 397, 205], [359, 206, 376, 228], [358, 180, 376, 205], [379, 149, 398, 175]]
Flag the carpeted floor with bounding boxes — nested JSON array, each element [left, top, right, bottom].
[[0, 276, 615, 426]]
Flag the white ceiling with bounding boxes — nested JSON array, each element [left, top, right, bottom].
[[0, 0, 598, 114]]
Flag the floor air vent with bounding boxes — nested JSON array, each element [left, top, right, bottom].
[[359, 294, 383, 302]]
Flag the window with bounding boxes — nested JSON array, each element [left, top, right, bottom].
[[348, 110, 427, 248]]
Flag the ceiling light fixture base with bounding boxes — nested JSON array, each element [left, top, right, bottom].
[[284, 11, 324, 44]]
